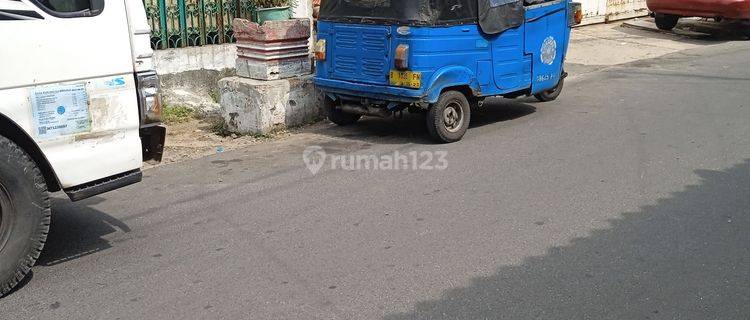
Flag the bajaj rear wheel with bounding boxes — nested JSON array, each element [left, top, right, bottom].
[[426, 91, 471, 143], [0, 136, 50, 297], [324, 96, 361, 126], [534, 77, 565, 102]]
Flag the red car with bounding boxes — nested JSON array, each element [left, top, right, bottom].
[[647, 0, 750, 30]]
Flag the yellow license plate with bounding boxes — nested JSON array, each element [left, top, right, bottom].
[[390, 70, 422, 89]]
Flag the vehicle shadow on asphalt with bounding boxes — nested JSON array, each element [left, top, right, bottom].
[[472, 98, 537, 129], [384, 159, 750, 319], [36, 196, 130, 267], [618, 21, 749, 44], [311, 99, 536, 144]]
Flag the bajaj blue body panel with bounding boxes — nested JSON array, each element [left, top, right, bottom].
[[315, 0, 572, 104]]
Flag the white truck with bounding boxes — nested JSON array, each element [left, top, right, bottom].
[[0, 0, 164, 295]]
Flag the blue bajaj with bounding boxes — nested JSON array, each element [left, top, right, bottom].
[[314, 0, 583, 143]]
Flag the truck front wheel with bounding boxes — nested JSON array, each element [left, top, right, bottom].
[[426, 90, 471, 143], [0, 136, 50, 297]]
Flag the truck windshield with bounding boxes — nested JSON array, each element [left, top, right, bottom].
[[319, 0, 429, 24]]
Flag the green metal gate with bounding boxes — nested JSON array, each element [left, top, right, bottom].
[[144, 0, 255, 49]]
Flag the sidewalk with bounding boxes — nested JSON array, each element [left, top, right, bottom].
[[565, 19, 725, 78]]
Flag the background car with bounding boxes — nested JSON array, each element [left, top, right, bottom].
[[647, 0, 750, 30]]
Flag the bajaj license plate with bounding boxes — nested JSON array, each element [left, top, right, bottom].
[[390, 70, 421, 89]]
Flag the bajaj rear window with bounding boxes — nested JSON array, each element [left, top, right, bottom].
[[320, 0, 430, 24]]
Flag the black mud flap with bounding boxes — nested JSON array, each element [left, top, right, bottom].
[[140, 125, 166, 163]]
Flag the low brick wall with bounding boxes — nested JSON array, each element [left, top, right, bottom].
[[153, 44, 237, 116], [153, 44, 237, 75]]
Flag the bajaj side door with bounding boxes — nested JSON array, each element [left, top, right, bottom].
[[524, 0, 569, 94], [490, 24, 530, 92], [0, 0, 143, 188]]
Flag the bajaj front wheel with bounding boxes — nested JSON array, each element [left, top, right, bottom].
[[0, 136, 51, 297], [324, 96, 361, 126], [426, 91, 471, 143]]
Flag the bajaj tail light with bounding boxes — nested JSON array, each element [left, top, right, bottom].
[[315, 39, 326, 61], [395, 44, 410, 70], [136, 71, 163, 125]]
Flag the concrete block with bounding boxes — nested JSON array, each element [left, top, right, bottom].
[[235, 57, 311, 80], [218, 75, 323, 135]]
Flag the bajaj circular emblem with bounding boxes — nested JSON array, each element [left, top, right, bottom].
[[540, 36, 557, 65]]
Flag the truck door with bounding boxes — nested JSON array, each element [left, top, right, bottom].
[[0, 0, 144, 188], [524, 1, 569, 94]]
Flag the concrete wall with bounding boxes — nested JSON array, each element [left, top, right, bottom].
[[153, 44, 237, 116], [292, 0, 312, 19], [153, 44, 236, 75], [579, 0, 648, 25]]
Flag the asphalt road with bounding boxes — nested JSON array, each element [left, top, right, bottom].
[[2, 40, 750, 319]]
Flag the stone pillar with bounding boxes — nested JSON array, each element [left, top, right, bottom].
[[219, 18, 322, 135], [233, 18, 312, 80]]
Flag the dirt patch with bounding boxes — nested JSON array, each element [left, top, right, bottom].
[[158, 118, 293, 165]]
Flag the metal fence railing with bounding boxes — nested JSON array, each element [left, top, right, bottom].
[[144, 0, 255, 49]]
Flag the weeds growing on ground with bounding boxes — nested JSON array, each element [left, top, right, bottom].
[[163, 105, 195, 124]]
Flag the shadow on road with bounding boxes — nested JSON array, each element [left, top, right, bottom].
[[312, 99, 537, 144], [471, 98, 537, 129], [619, 19, 749, 43], [37, 196, 130, 267], [385, 160, 750, 319]]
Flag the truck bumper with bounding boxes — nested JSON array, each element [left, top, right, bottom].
[[315, 77, 426, 104]]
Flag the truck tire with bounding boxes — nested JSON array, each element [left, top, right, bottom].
[[655, 13, 679, 31], [426, 90, 471, 143], [0, 136, 50, 297], [534, 77, 565, 102], [324, 96, 361, 126]]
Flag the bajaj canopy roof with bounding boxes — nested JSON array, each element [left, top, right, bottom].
[[319, 0, 478, 25], [320, 0, 524, 34]]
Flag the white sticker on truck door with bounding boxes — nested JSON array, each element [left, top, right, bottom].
[[30, 83, 92, 140]]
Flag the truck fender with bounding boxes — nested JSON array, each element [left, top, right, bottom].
[[0, 114, 61, 192], [424, 66, 481, 103]]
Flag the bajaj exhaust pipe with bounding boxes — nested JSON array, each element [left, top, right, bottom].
[[339, 103, 392, 118]]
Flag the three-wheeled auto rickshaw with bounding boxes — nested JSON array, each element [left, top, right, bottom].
[[314, 0, 582, 142]]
